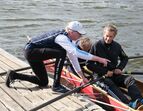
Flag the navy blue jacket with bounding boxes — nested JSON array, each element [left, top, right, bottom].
[[25, 29, 68, 50]]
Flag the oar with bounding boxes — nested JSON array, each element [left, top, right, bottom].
[[0, 60, 55, 76], [90, 98, 129, 111], [123, 71, 143, 75], [0, 59, 86, 76], [29, 76, 106, 111], [128, 55, 143, 59]]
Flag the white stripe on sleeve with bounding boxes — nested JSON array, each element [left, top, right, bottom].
[[55, 35, 93, 73]]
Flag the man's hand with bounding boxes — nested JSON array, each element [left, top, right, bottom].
[[114, 69, 122, 75], [106, 71, 113, 77], [78, 71, 89, 84], [82, 77, 89, 83], [96, 57, 111, 67]]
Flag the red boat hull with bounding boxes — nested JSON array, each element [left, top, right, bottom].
[[44, 60, 133, 111]]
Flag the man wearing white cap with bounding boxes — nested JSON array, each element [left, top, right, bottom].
[[6, 21, 110, 93]]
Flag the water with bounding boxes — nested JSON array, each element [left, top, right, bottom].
[[0, 0, 143, 79]]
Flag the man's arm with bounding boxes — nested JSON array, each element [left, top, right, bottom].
[[117, 47, 128, 70]]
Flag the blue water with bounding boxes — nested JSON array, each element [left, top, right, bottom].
[[0, 0, 143, 79]]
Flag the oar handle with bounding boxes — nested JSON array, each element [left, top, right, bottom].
[[0, 60, 84, 76], [0, 61, 55, 76], [128, 55, 143, 59], [124, 71, 143, 75]]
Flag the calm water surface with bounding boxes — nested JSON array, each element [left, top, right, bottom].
[[0, 0, 143, 79]]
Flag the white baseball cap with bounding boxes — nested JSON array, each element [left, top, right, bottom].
[[66, 21, 86, 35]]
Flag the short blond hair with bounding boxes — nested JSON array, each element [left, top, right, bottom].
[[79, 37, 92, 52], [104, 24, 118, 35]]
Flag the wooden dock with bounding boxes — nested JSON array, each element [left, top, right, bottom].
[[0, 48, 105, 111]]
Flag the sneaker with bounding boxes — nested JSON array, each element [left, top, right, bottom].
[[129, 99, 142, 109], [5, 70, 16, 87], [52, 85, 70, 93], [140, 98, 143, 104]]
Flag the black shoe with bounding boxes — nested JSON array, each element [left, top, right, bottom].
[[52, 85, 70, 93], [5, 70, 16, 87]]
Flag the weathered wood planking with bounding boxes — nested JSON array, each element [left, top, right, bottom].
[[0, 48, 105, 111], [0, 49, 28, 67]]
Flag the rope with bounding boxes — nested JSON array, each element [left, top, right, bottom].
[[90, 98, 131, 111]]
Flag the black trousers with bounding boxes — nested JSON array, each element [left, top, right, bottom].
[[15, 47, 66, 87], [87, 63, 142, 104]]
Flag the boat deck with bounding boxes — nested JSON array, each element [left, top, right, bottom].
[[0, 48, 105, 111]]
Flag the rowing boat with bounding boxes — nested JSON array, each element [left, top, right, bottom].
[[44, 60, 143, 111]]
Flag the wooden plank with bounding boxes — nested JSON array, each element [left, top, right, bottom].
[[0, 76, 73, 111], [12, 75, 52, 104], [0, 48, 28, 67], [36, 83, 85, 111], [0, 76, 5, 85], [60, 97, 83, 110], [0, 67, 5, 73], [0, 60, 14, 71], [0, 77, 33, 111], [13, 81, 44, 105], [0, 54, 21, 69], [2, 73, 70, 110], [68, 94, 105, 111], [0, 87, 24, 111], [0, 85, 33, 111], [2, 73, 46, 107], [26, 85, 52, 101], [29, 82, 78, 110], [40, 105, 58, 111], [51, 100, 69, 110], [68, 95, 88, 107], [32, 87, 54, 101], [42, 85, 72, 110], [0, 101, 9, 111], [0, 48, 29, 75], [0, 48, 106, 111], [0, 55, 32, 74]]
